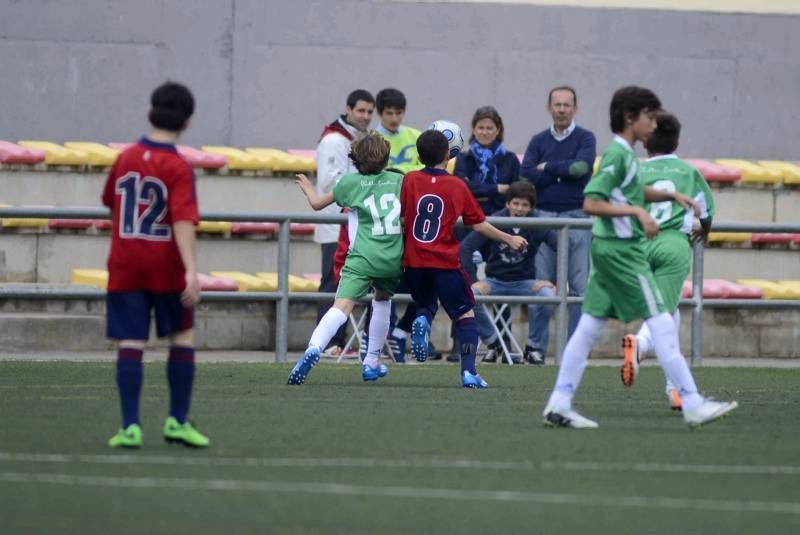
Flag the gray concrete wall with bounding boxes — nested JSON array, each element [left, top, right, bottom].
[[2, 0, 799, 159]]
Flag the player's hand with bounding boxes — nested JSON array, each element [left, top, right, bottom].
[[674, 192, 700, 214], [294, 174, 315, 197], [181, 272, 201, 306], [637, 209, 659, 239], [507, 235, 528, 251]]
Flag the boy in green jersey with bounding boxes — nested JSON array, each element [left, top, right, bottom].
[[620, 111, 715, 411], [542, 87, 737, 429], [289, 132, 403, 384]]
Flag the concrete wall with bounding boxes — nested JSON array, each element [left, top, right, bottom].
[[1, 0, 799, 158]]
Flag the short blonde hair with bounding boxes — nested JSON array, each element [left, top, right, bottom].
[[349, 131, 390, 175]]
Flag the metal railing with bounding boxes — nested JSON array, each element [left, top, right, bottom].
[[0, 207, 798, 364]]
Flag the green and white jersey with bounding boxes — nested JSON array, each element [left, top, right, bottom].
[[640, 155, 715, 234], [584, 136, 645, 240], [333, 170, 404, 278], [378, 125, 422, 173]]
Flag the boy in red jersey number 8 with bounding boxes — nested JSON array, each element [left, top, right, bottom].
[[103, 82, 208, 449], [401, 130, 527, 388]]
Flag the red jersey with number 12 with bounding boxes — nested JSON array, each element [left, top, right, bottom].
[[400, 168, 485, 269], [101, 137, 199, 292]]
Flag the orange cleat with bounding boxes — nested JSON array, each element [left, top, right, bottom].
[[621, 334, 640, 387], [668, 388, 683, 411]]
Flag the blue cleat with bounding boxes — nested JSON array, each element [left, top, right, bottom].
[[387, 334, 406, 363], [410, 316, 430, 362], [359, 332, 368, 363], [288, 347, 321, 385], [462, 370, 489, 389], [362, 363, 389, 382]]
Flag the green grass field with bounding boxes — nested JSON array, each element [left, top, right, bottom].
[[1, 360, 798, 534]]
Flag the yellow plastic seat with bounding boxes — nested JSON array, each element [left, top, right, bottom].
[[714, 159, 782, 185], [707, 232, 752, 243], [777, 280, 800, 296], [246, 148, 315, 173], [209, 271, 275, 291], [64, 142, 119, 166], [256, 272, 319, 292], [17, 141, 90, 166], [0, 204, 50, 228], [446, 157, 456, 174], [736, 279, 799, 300], [758, 161, 800, 185], [70, 269, 108, 289], [201, 146, 272, 171], [196, 221, 233, 234]]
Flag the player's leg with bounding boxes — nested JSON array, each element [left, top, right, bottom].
[[435, 269, 486, 387], [525, 280, 555, 365], [405, 268, 439, 362], [362, 281, 398, 381], [106, 292, 150, 448]]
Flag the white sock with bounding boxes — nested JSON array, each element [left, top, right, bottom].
[[391, 327, 407, 340], [636, 321, 654, 357], [672, 308, 681, 337], [546, 314, 606, 412], [309, 307, 348, 351], [646, 312, 702, 411], [365, 300, 391, 368]]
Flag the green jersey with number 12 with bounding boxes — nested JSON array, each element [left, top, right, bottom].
[[639, 155, 715, 234], [333, 170, 404, 278]]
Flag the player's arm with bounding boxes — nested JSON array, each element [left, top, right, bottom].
[[644, 186, 700, 213], [174, 220, 200, 306], [472, 221, 527, 251], [583, 195, 658, 238], [295, 173, 335, 210]]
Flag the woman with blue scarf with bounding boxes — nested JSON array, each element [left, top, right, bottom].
[[455, 106, 520, 216]]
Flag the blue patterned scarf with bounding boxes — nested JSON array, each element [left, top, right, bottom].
[[470, 139, 506, 184]]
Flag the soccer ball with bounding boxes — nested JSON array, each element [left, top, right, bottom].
[[427, 120, 464, 159]]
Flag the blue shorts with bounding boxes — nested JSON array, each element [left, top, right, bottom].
[[106, 291, 194, 340], [403, 267, 475, 320]]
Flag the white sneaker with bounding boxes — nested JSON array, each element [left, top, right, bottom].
[[542, 407, 599, 429], [683, 398, 738, 428]]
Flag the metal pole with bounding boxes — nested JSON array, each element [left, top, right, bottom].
[[275, 220, 291, 363], [554, 226, 570, 364], [690, 239, 705, 366]]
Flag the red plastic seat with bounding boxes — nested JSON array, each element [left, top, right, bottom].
[[93, 219, 112, 230], [793, 235, 800, 246], [682, 279, 763, 299], [197, 273, 239, 291], [108, 142, 134, 152], [751, 233, 795, 244], [685, 159, 742, 184], [0, 140, 46, 164], [231, 222, 279, 235], [290, 223, 315, 236], [302, 273, 322, 282], [49, 219, 93, 230], [177, 145, 227, 169]]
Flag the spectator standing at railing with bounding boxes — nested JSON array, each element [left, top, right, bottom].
[[313, 89, 374, 355], [520, 86, 596, 363]]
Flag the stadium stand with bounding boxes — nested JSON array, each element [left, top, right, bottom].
[[196, 221, 233, 234], [685, 159, 741, 184], [70, 268, 108, 289], [0, 140, 46, 164], [17, 141, 90, 166], [209, 271, 276, 291], [177, 145, 228, 169], [245, 148, 315, 172], [256, 272, 320, 292], [231, 222, 279, 236], [715, 159, 783, 185], [758, 161, 800, 185], [736, 279, 800, 299], [201, 146, 272, 171], [63, 142, 118, 166], [681, 279, 763, 299], [707, 232, 752, 244]]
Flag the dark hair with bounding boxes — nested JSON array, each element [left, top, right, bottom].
[[609, 86, 661, 133], [349, 131, 390, 175], [645, 111, 681, 155], [148, 82, 194, 132], [346, 89, 375, 109], [376, 88, 406, 114], [548, 86, 577, 106], [468, 106, 504, 143], [416, 130, 449, 167], [505, 180, 536, 205]]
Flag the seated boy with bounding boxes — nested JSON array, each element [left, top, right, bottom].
[[460, 181, 557, 365]]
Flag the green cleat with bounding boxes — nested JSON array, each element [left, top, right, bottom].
[[108, 424, 143, 448], [163, 416, 210, 448]]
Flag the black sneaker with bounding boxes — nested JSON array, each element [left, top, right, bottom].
[[481, 340, 503, 363], [428, 342, 443, 360], [524, 346, 545, 365]]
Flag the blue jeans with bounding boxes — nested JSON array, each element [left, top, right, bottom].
[[472, 278, 555, 349], [532, 208, 592, 354]]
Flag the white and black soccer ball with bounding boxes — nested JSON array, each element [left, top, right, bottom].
[[427, 120, 464, 159]]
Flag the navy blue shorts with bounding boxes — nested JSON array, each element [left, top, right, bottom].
[[403, 267, 475, 320], [106, 291, 194, 340]]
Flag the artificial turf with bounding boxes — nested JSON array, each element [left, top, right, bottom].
[[0, 360, 798, 534]]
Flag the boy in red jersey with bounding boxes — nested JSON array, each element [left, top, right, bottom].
[[103, 82, 208, 448], [401, 130, 527, 388]]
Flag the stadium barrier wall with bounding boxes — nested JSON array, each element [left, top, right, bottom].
[[0, 207, 798, 364]]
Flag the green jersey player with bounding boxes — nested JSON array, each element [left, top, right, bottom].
[[542, 86, 737, 429], [289, 132, 403, 384], [621, 111, 715, 411]]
